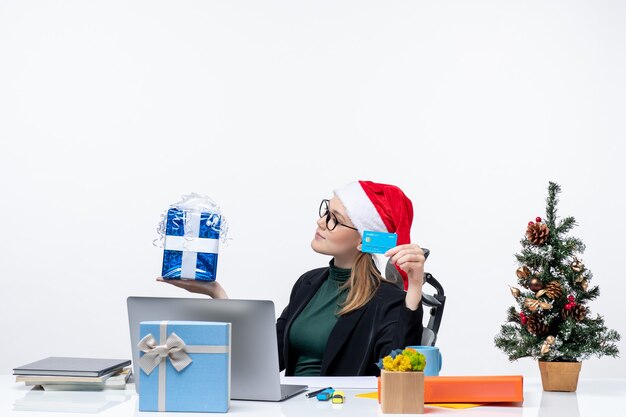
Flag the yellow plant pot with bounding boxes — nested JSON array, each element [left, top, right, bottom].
[[380, 369, 424, 414], [538, 360, 582, 392]]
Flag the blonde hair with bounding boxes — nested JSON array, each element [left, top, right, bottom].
[[337, 252, 388, 315]]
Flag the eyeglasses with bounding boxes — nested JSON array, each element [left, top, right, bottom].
[[319, 199, 359, 232]]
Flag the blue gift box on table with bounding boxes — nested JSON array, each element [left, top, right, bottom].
[[138, 321, 231, 413], [162, 208, 221, 280]]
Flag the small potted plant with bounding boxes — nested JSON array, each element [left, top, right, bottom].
[[377, 348, 426, 414]]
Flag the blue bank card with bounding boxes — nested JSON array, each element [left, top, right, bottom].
[[361, 230, 398, 254]]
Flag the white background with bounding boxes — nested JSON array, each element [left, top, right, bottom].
[[1, 0, 624, 378]]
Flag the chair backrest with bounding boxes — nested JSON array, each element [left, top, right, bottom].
[[384, 260, 446, 346]]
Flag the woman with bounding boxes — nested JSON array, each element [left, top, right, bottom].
[[158, 180, 426, 376]]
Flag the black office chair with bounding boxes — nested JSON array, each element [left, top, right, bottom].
[[384, 259, 446, 346]]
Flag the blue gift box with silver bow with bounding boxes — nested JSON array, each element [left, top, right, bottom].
[[138, 321, 231, 413], [162, 208, 221, 280]]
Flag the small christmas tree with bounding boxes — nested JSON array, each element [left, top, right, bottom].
[[495, 182, 620, 362]]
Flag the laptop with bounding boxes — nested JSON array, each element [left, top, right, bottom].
[[127, 297, 307, 401]]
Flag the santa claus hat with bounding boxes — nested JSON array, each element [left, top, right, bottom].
[[333, 180, 414, 289]]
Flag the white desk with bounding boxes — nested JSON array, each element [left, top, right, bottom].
[[1, 375, 625, 417]]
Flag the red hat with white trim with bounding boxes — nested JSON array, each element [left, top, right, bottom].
[[333, 180, 414, 289]]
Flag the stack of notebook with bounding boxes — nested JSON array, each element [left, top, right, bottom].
[[13, 357, 132, 391]]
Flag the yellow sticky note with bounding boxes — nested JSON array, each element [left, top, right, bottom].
[[355, 392, 379, 399], [354, 392, 486, 410]]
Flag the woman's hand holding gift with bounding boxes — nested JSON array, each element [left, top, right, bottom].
[[156, 277, 229, 299]]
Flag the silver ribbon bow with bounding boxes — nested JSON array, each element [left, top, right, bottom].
[[138, 332, 193, 375]]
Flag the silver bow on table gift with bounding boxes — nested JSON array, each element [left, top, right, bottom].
[[138, 332, 193, 375]]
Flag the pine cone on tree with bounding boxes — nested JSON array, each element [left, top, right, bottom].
[[537, 281, 563, 300], [526, 222, 550, 245], [561, 304, 587, 321], [526, 313, 549, 336]]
